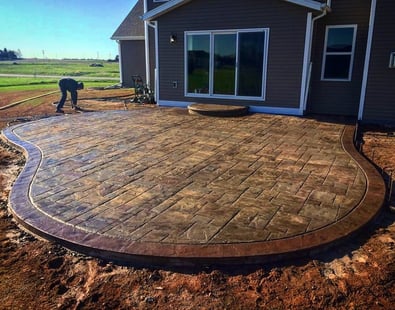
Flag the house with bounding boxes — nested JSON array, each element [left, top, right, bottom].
[[111, 0, 146, 87], [112, 0, 395, 124]]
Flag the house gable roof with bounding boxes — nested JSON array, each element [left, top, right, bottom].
[[111, 0, 145, 40], [143, 0, 327, 21]]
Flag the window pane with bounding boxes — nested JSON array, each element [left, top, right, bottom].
[[238, 32, 264, 97], [213, 34, 236, 95], [326, 27, 354, 53], [324, 55, 351, 79], [187, 35, 210, 94]]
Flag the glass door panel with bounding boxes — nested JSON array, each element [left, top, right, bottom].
[[213, 33, 236, 95], [187, 34, 210, 94], [237, 31, 264, 97]]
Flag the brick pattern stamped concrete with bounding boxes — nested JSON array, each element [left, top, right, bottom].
[[2, 108, 385, 266]]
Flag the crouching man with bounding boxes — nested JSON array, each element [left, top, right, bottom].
[[56, 78, 84, 113]]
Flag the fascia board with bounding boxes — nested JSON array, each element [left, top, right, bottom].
[[284, 0, 326, 11], [111, 36, 145, 41], [143, 0, 324, 21], [142, 0, 191, 20]]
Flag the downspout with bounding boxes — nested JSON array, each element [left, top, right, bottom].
[[143, 0, 158, 104], [358, 0, 377, 121], [300, 1, 330, 114], [146, 21, 158, 104], [154, 21, 159, 104], [300, 12, 313, 114], [143, 0, 150, 86], [144, 21, 151, 88]]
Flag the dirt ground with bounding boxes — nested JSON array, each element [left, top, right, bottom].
[[0, 89, 394, 309]]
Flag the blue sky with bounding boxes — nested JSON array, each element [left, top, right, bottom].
[[0, 0, 138, 59]]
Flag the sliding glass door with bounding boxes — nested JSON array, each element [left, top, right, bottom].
[[186, 28, 268, 100]]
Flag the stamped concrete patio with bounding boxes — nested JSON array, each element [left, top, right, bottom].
[[1, 108, 385, 266]]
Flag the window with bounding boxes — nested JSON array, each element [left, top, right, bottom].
[[186, 29, 269, 100], [321, 25, 357, 81]]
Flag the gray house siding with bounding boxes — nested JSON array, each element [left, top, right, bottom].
[[307, 0, 371, 116], [111, 0, 146, 87], [156, 0, 309, 108], [363, 0, 395, 123], [119, 40, 146, 87]]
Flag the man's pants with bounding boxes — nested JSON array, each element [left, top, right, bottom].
[[57, 83, 77, 110]]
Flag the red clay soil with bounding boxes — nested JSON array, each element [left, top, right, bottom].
[[0, 90, 394, 309]]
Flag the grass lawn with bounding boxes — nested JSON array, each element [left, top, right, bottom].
[[0, 77, 120, 92], [0, 59, 120, 78], [0, 59, 120, 92]]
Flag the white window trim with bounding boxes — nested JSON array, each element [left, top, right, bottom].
[[184, 28, 269, 101], [321, 24, 357, 82]]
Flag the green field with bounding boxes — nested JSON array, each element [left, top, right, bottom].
[[0, 59, 120, 91]]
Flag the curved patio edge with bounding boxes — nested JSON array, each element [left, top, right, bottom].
[[1, 124, 386, 268]]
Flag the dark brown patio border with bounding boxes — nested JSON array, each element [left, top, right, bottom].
[[1, 124, 386, 267]]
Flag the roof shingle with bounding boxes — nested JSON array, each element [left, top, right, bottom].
[[111, 0, 144, 40]]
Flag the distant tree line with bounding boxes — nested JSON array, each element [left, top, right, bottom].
[[0, 48, 22, 60]]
